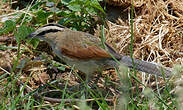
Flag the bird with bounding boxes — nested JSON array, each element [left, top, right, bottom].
[[27, 23, 172, 81]]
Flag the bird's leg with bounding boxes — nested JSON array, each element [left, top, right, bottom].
[[67, 72, 92, 92]]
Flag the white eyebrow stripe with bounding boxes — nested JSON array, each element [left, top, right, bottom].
[[36, 26, 64, 34], [37, 26, 64, 33]]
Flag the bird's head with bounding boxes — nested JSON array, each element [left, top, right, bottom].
[[27, 24, 65, 42]]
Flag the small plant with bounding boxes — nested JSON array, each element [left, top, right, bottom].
[[59, 0, 105, 32]]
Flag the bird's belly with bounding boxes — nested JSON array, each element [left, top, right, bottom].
[[64, 58, 103, 75], [61, 56, 115, 75]]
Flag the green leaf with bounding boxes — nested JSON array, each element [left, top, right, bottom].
[[50, 7, 60, 12], [67, 2, 81, 12], [57, 66, 66, 71], [46, 1, 55, 7], [35, 10, 53, 24], [14, 25, 35, 43], [0, 20, 16, 35], [51, 60, 66, 71], [58, 17, 71, 25], [30, 1, 44, 10], [61, 0, 73, 5], [56, 10, 71, 16], [90, 0, 105, 14], [28, 38, 39, 48]]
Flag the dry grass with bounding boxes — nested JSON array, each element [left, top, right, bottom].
[[105, 0, 183, 67], [103, 0, 183, 108]]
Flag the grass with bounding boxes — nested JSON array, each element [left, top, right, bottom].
[[0, 0, 183, 109]]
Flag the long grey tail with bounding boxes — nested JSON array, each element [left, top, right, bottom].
[[120, 56, 172, 77]]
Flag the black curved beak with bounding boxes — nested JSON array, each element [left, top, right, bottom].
[[27, 32, 36, 38]]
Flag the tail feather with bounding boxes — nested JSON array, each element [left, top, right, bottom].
[[120, 56, 172, 77]]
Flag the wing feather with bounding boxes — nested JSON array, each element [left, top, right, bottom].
[[53, 30, 119, 60], [61, 45, 112, 59]]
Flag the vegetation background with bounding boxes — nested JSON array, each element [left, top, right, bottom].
[[0, 0, 183, 109]]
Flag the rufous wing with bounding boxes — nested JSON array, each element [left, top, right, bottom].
[[60, 44, 112, 60]]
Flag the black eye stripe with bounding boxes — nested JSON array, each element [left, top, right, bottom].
[[37, 29, 61, 36]]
